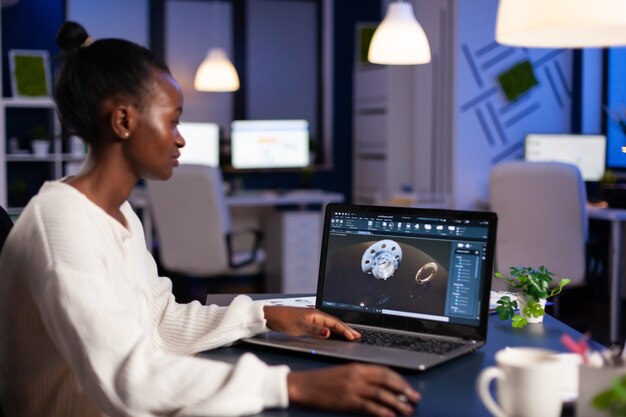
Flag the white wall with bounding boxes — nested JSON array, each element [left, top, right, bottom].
[[66, 0, 149, 47], [67, 0, 234, 129], [166, 1, 234, 130], [246, 0, 318, 138]]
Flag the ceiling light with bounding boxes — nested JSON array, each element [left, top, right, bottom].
[[368, 1, 431, 65], [496, 0, 626, 48], [194, 48, 240, 92]]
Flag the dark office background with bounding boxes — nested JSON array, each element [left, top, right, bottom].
[[1, 0, 383, 202]]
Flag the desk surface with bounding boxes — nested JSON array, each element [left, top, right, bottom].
[[225, 189, 344, 207], [203, 294, 598, 417], [588, 206, 626, 221], [129, 186, 344, 208]]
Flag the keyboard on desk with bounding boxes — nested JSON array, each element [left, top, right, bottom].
[[355, 327, 464, 355]]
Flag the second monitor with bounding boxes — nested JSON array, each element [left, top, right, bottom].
[[230, 119, 310, 170], [177, 122, 220, 167], [524, 133, 606, 182]]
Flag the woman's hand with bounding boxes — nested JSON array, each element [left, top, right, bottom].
[[263, 306, 360, 340], [288, 364, 420, 417]]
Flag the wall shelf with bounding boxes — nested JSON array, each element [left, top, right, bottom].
[[0, 97, 84, 211]]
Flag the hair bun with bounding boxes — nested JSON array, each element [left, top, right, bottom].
[[56, 21, 90, 51]]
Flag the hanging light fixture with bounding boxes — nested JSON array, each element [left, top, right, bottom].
[[496, 0, 626, 48], [367, 0, 431, 65], [194, 48, 240, 92], [194, 2, 240, 92]]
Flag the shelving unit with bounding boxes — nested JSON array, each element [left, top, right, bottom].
[[0, 5, 86, 215], [351, 6, 454, 209], [352, 64, 415, 205], [0, 97, 82, 214]]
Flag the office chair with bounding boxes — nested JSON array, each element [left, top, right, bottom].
[[146, 165, 265, 302], [489, 161, 588, 308], [0, 205, 13, 255]]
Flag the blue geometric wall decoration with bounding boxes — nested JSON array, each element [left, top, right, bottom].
[[458, 42, 571, 165]]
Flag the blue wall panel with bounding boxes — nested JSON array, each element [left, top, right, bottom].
[[2, 0, 63, 98]]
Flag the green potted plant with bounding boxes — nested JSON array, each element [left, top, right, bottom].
[[592, 375, 626, 417], [494, 266, 571, 328]]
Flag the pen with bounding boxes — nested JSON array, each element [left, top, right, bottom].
[[561, 332, 590, 364]]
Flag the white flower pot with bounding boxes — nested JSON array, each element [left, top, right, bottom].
[[31, 139, 50, 158], [518, 294, 547, 324]]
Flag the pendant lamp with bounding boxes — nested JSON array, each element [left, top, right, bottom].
[[496, 0, 626, 48], [194, 2, 240, 92], [194, 48, 240, 92], [368, 1, 431, 65]]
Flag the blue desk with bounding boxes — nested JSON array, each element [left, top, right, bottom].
[[203, 294, 599, 416]]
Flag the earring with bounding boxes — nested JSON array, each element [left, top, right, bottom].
[[124, 132, 130, 138]]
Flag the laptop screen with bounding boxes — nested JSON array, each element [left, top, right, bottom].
[[316, 204, 497, 340]]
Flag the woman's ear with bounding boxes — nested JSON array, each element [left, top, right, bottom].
[[110, 104, 138, 140]]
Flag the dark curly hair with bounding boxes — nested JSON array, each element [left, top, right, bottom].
[[53, 21, 171, 144]]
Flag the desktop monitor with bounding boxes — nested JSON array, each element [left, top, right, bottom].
[[524, 134, 606, 182], [230, 119, 310, 170], [177, 122, 220, 167]]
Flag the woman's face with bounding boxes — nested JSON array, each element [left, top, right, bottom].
[[125, 70, 185, 180]]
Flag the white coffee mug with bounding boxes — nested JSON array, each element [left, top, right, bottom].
[[477, 347, 563, 417]]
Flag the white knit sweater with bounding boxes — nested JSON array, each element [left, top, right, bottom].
[[0, 181, 289, 417]]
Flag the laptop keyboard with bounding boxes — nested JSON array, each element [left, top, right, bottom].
[[356, 328, 464, 355]]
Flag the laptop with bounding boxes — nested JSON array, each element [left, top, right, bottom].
[[243, 203, 498, 371]]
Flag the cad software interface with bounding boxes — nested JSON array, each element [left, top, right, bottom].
[[319, 210, 491, 327]]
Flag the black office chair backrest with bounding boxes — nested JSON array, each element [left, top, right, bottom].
[[0, 205, 14, 255]]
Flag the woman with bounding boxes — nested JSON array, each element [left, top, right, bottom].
[[0, 22, 419, 417]]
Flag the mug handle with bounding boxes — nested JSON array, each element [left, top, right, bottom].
[[477, 366, 508, 417]]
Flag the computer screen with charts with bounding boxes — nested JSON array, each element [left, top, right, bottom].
[[524, 134, 606, 181], [230, 119, 310, 170], [177, 122, 220, 167]]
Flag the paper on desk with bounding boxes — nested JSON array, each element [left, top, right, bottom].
[[257, 296, 316, 308], [260, 293, 513, 312]]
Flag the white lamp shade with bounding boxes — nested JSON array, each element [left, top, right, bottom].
[[194, 48, 240, 92], [496, 0, 626, 48], [368, 2, 431, 65]]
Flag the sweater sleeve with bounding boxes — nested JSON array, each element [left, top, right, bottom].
[[26, 198, 290, 417], [146, 254, 270, 355]]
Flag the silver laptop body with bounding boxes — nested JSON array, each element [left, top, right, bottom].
[[244, 203, 498, 371]]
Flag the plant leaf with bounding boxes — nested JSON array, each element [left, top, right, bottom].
[[592, 375, 626, 412], [526, 301, 545, 318], [495, 296, 515, 320], [511, 315, 527, 328], [592, 391, 615, 410]]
